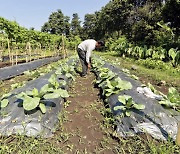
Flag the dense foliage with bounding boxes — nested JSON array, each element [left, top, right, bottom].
[[0, 17, 62, 50], [1, 1, 179, 64]]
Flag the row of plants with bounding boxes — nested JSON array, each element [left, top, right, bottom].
[[102, 54, 180, 112], [0, 17, 82, 61], [0, 57, 77, 114], [108, 55, 180, 112], [92, 55, 180, 116], [0, 17, 62, 50], [0, 58, 63, 97], [106, 37, 180, 67], [147, 83, 180, 112], [91, 56, 145, 117]]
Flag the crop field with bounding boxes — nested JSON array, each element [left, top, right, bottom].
[[0, 52, 179, 153], [0, 0, 180, 153]]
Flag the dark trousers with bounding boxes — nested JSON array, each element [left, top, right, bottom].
[[77, 48, 88, 76]]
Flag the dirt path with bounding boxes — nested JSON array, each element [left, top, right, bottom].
[[55, 72, 119, 153]]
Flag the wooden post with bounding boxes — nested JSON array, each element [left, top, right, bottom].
[[62, 34, 65, 59], [28, 42, 32, 62], [7, 39, 11, 63], [176, 122, 180, 146], [25, 42, 32, 62], [0, 50, 2, 62], [15, 46, 18, 65], [25, 42, 28, 62], [11, 50, 14, 66], [0, 42, 2, 62]]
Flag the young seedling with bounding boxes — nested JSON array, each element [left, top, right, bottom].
[[114, 95, 145, 117], [16, 74, 69, 113], [159, 87, 180, 110], [55, 64, 76, 81], [0, 93, 11, 108], [102, 77, 132, 97]]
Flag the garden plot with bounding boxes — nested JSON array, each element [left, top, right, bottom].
[[0, 58, 76, 137], [0, 56, 62, 81], [92, 56, 180, 141]]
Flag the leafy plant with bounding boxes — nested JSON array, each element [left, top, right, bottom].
[[101, 77, 132, 97], [24, 70, 44, 80], [55, 64, 75, 81], [159, 87, 180, 110], [0, 93, 11, 108], [96, 68, 116, 86], [114, 95, 145, 117], [43, 74, 69, 99], [17, 74, 69, 113]]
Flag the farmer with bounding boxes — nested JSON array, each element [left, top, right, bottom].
[[77, 39, 105, 77]]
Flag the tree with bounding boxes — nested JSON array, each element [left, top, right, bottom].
[[82, 13, 97, 39], [162, 0, 180, 35], [70, 13, 81, 36], [41, 9, 70, 35]]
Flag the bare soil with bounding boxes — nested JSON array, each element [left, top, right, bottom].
[[54, 73, 119, 153]]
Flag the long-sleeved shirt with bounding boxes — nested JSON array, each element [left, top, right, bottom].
[[78, 39, 96, 63]]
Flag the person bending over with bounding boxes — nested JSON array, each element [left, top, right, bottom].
[[77, 39, 105, 77]]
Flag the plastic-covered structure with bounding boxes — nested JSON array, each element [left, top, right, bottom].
[[97, 62, 180, 140], [0, 60, 73, 138], [0, 57, 61, 81]]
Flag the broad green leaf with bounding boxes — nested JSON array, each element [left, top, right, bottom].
[[32, 88, 39, 97], [26, 90, 33, 96], [125, 110, 131, 117], [43, 93, 60, 99], [48, 74, 57, 85], [168, 48, 176, 61], [106, 80, 114, 89], [0, 99, 9, 108], [115, 78, 132, 90], [39, 103, 46, 114], [23, 96, 40, 111], [126, 98, 133, 108], [56, 89, 69, 98], [40, 84, 49, 96], [133, 104, 145, 110], [16, 92, 27, 99], [118, 95, 126, 104], [124, 95, 131, 100]]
